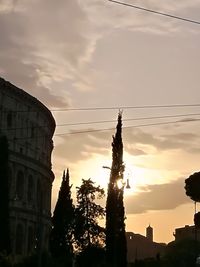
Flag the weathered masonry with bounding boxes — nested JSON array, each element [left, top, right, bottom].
[[0, 77, 55, 258]]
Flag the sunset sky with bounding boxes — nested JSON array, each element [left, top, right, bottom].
[[1, 0, 200, 243]]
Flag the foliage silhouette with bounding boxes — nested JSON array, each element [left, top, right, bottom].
[[74, 178, 105, 253], [50, 169, 74, 260], [185, 172, 200, 202], [194, 212, 200, 228], [106, 112, 127, 267], [76, 246, 106, 267]]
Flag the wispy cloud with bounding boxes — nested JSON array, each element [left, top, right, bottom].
[[0, 0, 99, 104], [1, 0, 200, 107]]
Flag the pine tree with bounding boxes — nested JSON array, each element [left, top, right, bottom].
[[0, 135, 11, 254], [50, 169, 74, 259], [106, 112, 127, 267], [74, 178, 105, 252]]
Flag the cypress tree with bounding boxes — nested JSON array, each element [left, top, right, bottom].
[[106, 112, 127, 267], [0, 135, 11, 254], [50, 168, 74, 259]]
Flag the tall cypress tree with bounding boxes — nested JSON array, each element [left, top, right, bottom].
[[106, 112, 127, 267], [0, 135, 11, 254], [50, 168, 74, 258]]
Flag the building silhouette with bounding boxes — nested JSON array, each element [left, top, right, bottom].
[[174, 224, 200, 241], [126, 226, 166, 263], [0, 77, 55, 258], [146, 224, 153, 242]]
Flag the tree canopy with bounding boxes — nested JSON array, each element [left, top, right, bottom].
[[74, 178, 105, 252], [185, 171, 200, 202]]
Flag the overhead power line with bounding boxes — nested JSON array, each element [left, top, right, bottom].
[[3, 112, 200, 131], [7, 118, 200, 141], [50, 104, 200, 112], [4, 103, 200, 113], [108, 0, 200, 25], [55, 119, 200, 136]]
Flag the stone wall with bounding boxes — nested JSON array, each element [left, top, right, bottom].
[[0, 77, 55, 258]]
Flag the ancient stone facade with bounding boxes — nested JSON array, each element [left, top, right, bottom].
[[0, 77, 55, 258]]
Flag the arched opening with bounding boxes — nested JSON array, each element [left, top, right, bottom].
[[16, 171, 24, 200], [7, 112, 12, 128], [27, 226, 34, 254], [27, 175, 34, 204], [15, 224, 24, 255], [37, 180, 43, 212], [8, 167, 12, 187]]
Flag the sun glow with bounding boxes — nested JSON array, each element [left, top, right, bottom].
[[60, 151, 180, 201], [116, 178, 125, 189]]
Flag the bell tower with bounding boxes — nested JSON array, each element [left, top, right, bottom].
[[146, 224, 153, 242]]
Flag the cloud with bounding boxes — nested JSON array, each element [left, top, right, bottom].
[[80, 0, 200, 36], [53, 129, 111, 163], [52, 122, 200, 167], [125, 145, 147, 156], [1, 0, 200, 108], [0, 9, 69, 107], [0, 0, 99, 105], [125, 178, 189, 214], [124, 127, 200, 153]]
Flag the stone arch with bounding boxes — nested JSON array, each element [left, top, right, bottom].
[[15, 223, 24, 255], [7, 112, 12, 128], [37, 179, 43, 211], [8, 166, 12, 187], [27, 225, 34, 254], [27, 175, 34, 204], [16, 170, 24, 200]]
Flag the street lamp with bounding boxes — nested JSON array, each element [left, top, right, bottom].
[[126, 178, 131, 189], [102, 165, 131, 189]]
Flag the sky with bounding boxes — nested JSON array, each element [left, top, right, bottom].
[[1, 0, 200, 243]]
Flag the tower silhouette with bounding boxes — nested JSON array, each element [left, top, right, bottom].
[[146, 225, 153, 242]]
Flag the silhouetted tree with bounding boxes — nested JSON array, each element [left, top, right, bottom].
[[0, 135, 11, 254], [50, 169, 74, 260], [74, 178, 105, 253], [76, 246, 105, 267], [194, 212, 200, 228], [185, 171, 200, 263], [106, 112, 127, 267], [185, 171, 200, 202]]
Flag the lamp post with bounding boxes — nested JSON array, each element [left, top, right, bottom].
[[102, 165, 131, 189]]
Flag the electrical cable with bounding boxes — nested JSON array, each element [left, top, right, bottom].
[[55, 119, 200, 136], [3, 103, 200, 113], [108, 0, 200, 25], [7, 118, 200, 141], [51, 103, 200, 112], [2, 112, 200, 131]]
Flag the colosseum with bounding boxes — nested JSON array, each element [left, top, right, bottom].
[[0, 77, 56, 257]]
